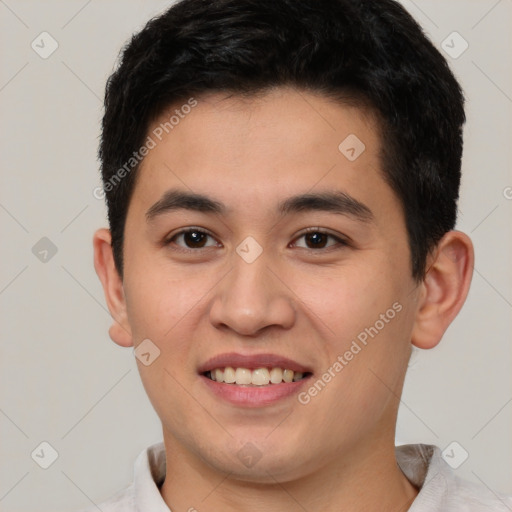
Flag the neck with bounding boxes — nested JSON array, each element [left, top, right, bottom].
[[159, 428, 418, 512]]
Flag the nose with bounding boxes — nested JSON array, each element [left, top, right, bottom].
[[208, 250, 296, 337]]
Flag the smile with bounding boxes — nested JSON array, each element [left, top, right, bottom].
[[204, 367, 310, 386]]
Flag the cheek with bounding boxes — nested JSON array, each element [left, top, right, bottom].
[[291, 259, 414, 394], [290, 262, 399, 341], [123, 250, 213, 343]]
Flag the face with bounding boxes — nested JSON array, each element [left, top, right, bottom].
[[120, 87, 421, 481]]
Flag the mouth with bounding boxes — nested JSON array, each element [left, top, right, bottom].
[[198, 353, 313, 407], [203, 367, 312, 386]]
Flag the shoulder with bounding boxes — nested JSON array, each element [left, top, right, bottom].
[[441, 470, 512, 511], [74, 442, 167, 512], [397, 444, 512, 511], [75, 483, 136, 512]]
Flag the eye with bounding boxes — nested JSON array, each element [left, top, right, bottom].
[[164, 227, 349, 253], [165, 227, 220, 251], [291, 228, 348, 250]]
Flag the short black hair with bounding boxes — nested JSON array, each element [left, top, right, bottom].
[[99, 0, 465, 280]]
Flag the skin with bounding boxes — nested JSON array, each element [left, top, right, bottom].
[[94, 86, 474, 512]]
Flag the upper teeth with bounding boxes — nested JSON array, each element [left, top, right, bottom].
[[209, 367, 304, 386]]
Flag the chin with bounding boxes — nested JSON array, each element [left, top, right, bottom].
[[204, 436, 312, 483]]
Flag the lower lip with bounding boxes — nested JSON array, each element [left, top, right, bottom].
[[200, 374, 310, 407]]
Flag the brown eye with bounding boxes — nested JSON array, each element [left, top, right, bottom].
[[166, 228, 219, 250], [292, 229, 348, 250], [181, 230, 208, 248], [304, 232, 329, 248]]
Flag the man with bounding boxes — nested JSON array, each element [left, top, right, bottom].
[[89, 0, 512, 510]]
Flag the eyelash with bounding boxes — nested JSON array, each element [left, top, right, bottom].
[[164, 226, 350, 254]]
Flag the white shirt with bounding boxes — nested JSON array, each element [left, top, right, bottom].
[[79, 442, 512, 511]]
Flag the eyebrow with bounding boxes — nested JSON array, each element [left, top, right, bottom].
[[146, 188, 374, 223]]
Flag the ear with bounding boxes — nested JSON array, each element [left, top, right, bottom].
[[93, 228, 134, 347], [411, 230, 474, 349]]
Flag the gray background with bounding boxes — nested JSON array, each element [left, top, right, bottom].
[[0, 1, 511, 510]]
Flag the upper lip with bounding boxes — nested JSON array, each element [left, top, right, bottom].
[[198, 353, 312, 374]]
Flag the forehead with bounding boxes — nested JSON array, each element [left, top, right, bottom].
[[131, 87, 397, 223], [150, 88, 380, 168]]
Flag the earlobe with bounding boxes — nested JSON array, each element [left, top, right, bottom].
[[411, 231, 474, 350], [93, 228, 134, 347]]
